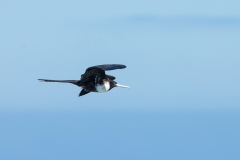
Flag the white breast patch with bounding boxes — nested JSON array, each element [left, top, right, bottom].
[[95, 82, 110, 93]]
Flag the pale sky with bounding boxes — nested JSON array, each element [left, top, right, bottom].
[[1, 0, 240, 159]]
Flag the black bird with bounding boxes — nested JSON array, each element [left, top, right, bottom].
[[38, 64, 130, 96]]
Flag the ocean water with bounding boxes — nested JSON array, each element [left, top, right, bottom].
[[0, 110, 239, 160]]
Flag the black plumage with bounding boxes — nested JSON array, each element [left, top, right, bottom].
[[38, 64, 129, 96]]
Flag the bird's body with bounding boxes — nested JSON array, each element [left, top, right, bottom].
[[95, 81, 110, 93], [38, 64, 129, 96]]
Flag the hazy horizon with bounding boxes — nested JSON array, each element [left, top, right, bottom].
[[1, 0, 240, 159]]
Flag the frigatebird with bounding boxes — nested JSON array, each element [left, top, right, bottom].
[[38, 64, 130, 96]]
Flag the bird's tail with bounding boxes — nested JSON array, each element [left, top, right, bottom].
[[38, 79, 79, 85]]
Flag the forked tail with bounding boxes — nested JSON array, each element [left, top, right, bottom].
[[38, 79, 79, 85]]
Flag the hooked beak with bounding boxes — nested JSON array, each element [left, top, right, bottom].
[[115, 83, 130, 90]]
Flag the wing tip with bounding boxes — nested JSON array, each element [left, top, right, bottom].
[[95, 64, 127, 71], [119, 64, 126, 69]]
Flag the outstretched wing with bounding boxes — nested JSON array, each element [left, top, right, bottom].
[[81, 66, 106, 84], [80, 64, 126, 85], [94, 64, 126, 71], [79, 89, 90, 96]]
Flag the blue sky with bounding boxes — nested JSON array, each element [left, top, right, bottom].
[[1, 0, 240, 159]]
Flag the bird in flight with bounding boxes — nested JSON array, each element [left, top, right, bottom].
[[38, 64, 130, 96]]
